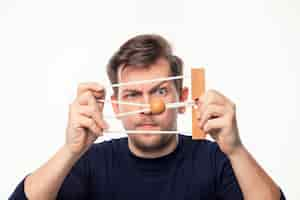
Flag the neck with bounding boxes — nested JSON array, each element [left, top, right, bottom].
[[128, 135, 178, 159]]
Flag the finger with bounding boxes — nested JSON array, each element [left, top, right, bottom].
[[77, 82, 105, 97], [77, 105, 100, 124], [197, 102, 224, 118], [93, 90, 106, 99], [77, 91, 97, 107], [202, 117, 225, 138], [196, 90, 227, 108], [94, 91, 106, 110], [78, 91, 92, 105], [75, 115, 103, 136], [78, 91, 106, 113], [86, 93, 105, 119], [198, 104, 226, 129], [94, 92, 106, 112], [77, 105, 109, 130], [77, 92, 109, 131], [77, 94, 108, 127]]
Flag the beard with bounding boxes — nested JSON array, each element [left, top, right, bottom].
[[129, 133, 174, 153], [121, 105, 179, 154], [127, 116, 177, 153]]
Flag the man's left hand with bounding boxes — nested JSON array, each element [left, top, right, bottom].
[[196, 90, 242, 156]]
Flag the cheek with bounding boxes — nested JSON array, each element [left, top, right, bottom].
[[118, 104, 129, 112], [118, 103, 143, 113], [121, 116, 135, 129], [156, 107, 177, 123]]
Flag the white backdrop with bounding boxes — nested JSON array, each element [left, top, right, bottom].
[[0, 0, 299, 199]]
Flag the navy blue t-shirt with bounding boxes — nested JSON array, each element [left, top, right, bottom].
[[9, 134, 285, 199]]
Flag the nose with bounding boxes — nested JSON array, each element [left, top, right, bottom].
[[140, 96, 152, 115], [140, 96, 166, 115]]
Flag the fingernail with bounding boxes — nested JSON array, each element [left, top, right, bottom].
[[194, 98, 201, 105]]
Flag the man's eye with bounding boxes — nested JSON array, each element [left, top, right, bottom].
[[125, 92, 139, 99], [155, 88, 168, 96]]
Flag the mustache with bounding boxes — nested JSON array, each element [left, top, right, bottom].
[[135, 118, 159, 127]]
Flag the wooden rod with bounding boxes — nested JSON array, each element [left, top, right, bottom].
[[191, 68, 206, 140], [109, 75, 188, 88]]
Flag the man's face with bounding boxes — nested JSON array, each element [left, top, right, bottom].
[[111, 58, 184, 152]]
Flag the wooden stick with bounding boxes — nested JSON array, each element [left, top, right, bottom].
[[100, 70, 206, 140], [97, 99, 149, 107], [191, 68, 205, 139], [165, 101, 196, 109], [108, 75, 188, 88], [115, 108, 150, 117], [104, 100, 195, 118]]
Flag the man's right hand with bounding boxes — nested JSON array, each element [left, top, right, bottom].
[[24, 82, 110, 200], [65, 82, 109, 156]]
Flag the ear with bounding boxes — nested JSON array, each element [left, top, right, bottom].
[[111, 95, 121, 120], [178, 86, 189, 114]]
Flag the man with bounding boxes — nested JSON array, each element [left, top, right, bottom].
[[10, 34, 285, 199]]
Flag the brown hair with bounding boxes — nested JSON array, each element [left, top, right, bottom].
[[106, 34, 183, 95]]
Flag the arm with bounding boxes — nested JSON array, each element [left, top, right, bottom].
[[24, 146, 82, 199], [227, 145, 281, 199], [20, 82, 108, 200], [197, 90, 283, 199]]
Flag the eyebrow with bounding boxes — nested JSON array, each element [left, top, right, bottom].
[[121, 80, 169, 95]]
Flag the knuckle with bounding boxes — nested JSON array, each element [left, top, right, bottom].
[[69, 103, 77, 115], [88, 118, 94, 127], [77, 83, 85, 93], [84, 90, 92, 97]]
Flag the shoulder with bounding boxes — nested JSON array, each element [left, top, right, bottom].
[[72, 137, 127, 174]]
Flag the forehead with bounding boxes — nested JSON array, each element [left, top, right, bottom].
[[117, 58, 171, 90]]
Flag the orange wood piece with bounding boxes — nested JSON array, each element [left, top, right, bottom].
[[150, 98, 166, 114], [191, 68, 205, 140]]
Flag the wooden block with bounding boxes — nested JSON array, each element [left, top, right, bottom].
[[191, 68, 205, 140]]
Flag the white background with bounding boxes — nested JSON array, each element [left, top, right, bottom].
[[0, 0, 299, 199]]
